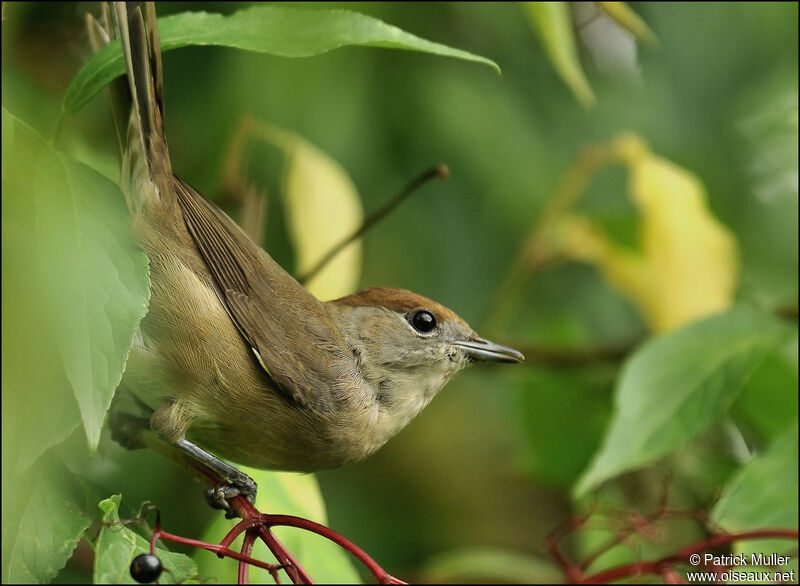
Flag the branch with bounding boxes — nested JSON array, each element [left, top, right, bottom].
[[546, 497, 798, 585], [578, 529, 799, 584], [145, 469, 404, 584]]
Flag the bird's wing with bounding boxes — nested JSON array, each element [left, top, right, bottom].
[[173, 177, 342, 413]]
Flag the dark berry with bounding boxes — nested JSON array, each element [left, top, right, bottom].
[[130, 553, 163, 583]]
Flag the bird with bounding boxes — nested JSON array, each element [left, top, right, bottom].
[[88, 2, 523, 506]]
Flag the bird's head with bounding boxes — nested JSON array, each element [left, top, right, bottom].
[[329, 288, 523, 432]]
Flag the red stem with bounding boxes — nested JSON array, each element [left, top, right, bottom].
[[219, 516, 265, 550], [152, 525, 282, 575], [546, 512, 592, 583], [579, 505, 702, 571], [146, 468, 400, 584], [239, 529, 258, 584], [234, 496, 312, 584], [578, 529, 799, 584], [258, 525, 310, 584], [262, 514, 405, 584]]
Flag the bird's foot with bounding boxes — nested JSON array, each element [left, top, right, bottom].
[[204, 471, 258, 519]]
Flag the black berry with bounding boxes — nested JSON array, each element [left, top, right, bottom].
[[130, 553, 163, 583]]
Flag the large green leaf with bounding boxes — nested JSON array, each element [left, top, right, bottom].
[[713, 423, 799, 528], [2, 108, 150, 451], [575, 308, 792, 496], [4, 457, 92, 584], [35, 151, 150, 449], [524, 2, 595, 107], [195, 470, 360, 584], [64, 6, 500, 112], [94, 495, 198, 584], [712, 424, 798, 556], [731, 335, 798, 439], [2, 110, 82, 474]]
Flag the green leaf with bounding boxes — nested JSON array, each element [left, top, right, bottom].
[[732, 335, 798, 439], [9, 111, 151, 451], [4, 457, 92, 584], [2, 110, 83, 474], [575, 308, 792, 496], [196, 470, 360, 584], [712, 424, 798, 555], [524, 2, 596, 107], [64, 6, 500, 112], [94, 495, 198, 584]]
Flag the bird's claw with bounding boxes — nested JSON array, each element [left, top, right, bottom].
[[205, 474, 257, 519]]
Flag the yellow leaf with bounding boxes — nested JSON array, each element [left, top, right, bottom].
[[560, 134, 739, 332], [557, 215, 652, 309], [596, 2, 658, 46], [254, 125, 363, 300], [524, 2, 596, 108], [282, 136, 363, 300]]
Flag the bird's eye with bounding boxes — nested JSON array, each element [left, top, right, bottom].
[[409, 310, 437, 334]]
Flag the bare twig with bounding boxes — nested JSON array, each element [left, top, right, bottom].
[[546, 498, 798, 585], [297, 164, 450, 285]]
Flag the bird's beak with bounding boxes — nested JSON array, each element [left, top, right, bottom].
[[454, 337, 524, 363]]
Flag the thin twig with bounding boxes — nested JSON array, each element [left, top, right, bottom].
[[152, 525, 284, 575], [485, 144, 619, 332], [578, 530, 799, 584], [297, 164, 450, 285]]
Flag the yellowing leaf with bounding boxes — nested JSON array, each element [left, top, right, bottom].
[[248, 124, 363, 300], [283, 137, 363, 300], [524, 2, 596, 108], [560, 134, 739, 332], [557, 215, 652, 307], [596, 2, 658, 46]]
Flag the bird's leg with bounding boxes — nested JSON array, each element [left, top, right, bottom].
[[173, 437, 258, 518], [138, 430, 258, 518], [109, 395, 257, 518]]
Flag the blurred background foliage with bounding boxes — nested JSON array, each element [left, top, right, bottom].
[[2, 2, 797, 583]]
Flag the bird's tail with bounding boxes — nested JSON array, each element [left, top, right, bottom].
[[86, 2, 173, 214]]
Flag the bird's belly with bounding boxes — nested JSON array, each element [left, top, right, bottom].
[[186, 397, 387, 472]]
